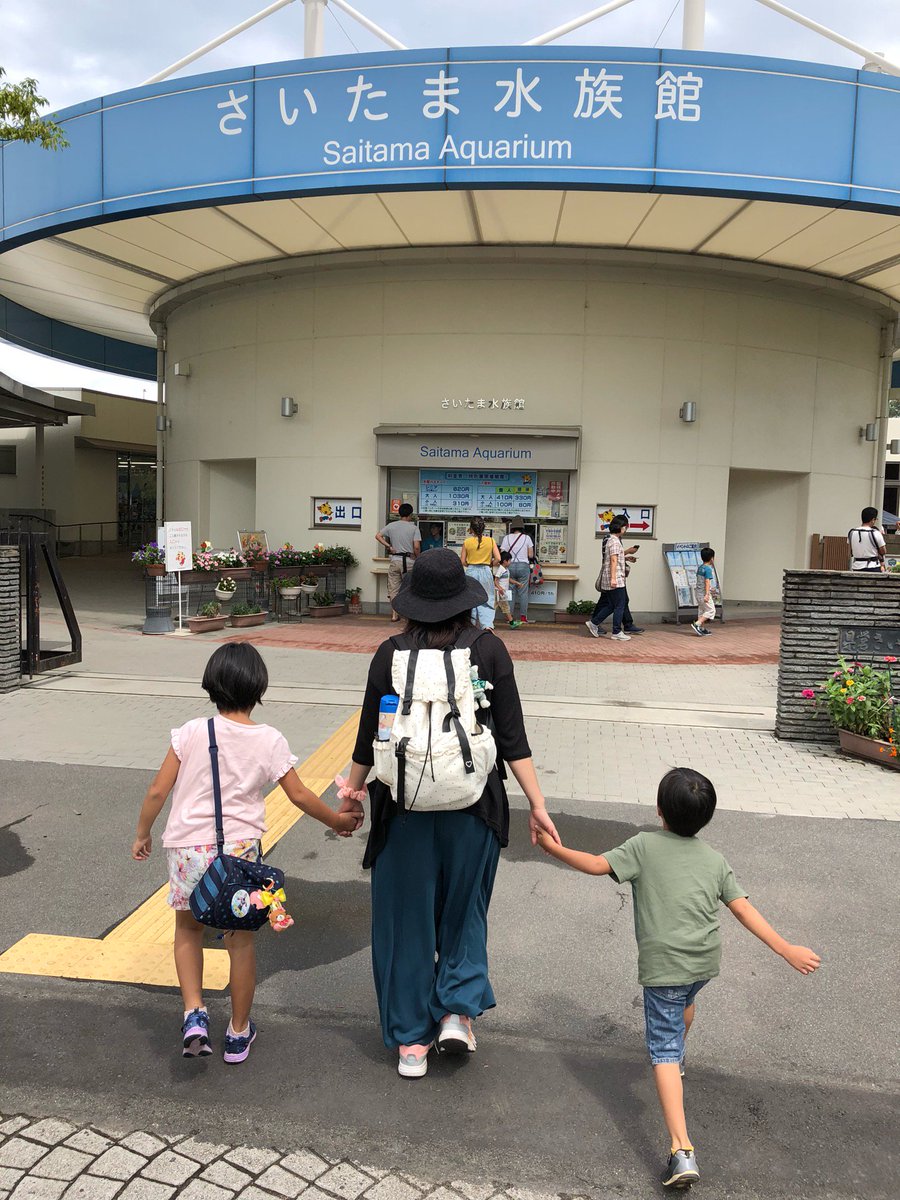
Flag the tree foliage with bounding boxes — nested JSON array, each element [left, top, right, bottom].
[[0, 68, 68, 149], [890, 396, 900, 418]]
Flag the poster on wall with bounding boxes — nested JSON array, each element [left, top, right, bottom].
[[419, 470, 537, 517], [238, 530, 269, 558], [596, 504, 656, 537], [312, 499, 363, 528], [527, 580, 558, 606], [446, 521, 470, 544], [164, 521, 192, 573], [538, 524, 567, 564]]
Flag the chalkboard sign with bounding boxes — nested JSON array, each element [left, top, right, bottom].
[[838, 627, 900, 658]]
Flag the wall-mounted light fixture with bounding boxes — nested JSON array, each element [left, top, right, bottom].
[[860, 423, 878, 441], [173, 362, 191, 377], [679, 402, 697, 423], [155, 413, 171, 433], [281, 396, 298, 418], [888, 439, 900, 455]]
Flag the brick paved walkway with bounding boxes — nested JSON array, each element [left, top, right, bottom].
[[0, 1114, 571, 1200], [221, 617, 779, 665]]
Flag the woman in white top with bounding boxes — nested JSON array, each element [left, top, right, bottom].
[[500, 516, 534, 623]]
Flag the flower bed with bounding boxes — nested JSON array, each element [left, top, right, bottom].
[[803, 655, 897, 766]]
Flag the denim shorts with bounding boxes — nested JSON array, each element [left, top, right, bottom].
[[642, 981, 709, 1066]]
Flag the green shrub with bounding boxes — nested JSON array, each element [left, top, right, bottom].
[[197, 602, 221, 618], [312, 591, 336, 606], [231, 603, 263, 616], [566, 599, 596, 615]]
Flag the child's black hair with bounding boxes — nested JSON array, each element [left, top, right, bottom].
[[202, 643, 269, 712], [500, 550, 512, 563], [657, 767, 717, 837], [700, 546, 715, 563]]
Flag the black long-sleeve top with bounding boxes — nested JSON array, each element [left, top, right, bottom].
[[352, 631, 531, 868]]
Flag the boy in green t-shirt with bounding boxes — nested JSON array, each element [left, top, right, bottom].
[[537, 768, 820, 1190]]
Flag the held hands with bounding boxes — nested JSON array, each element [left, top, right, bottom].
[[333, 810, 363, 836], [529, 807, 561, 848], [334, 775, 366, 838], [131, 835, 152, 861], [781, 944, 822, 975]]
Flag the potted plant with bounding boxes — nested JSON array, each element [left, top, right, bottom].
[[555, 599, 596, 625], [215, 576, 238, 602], [805, 656, 898, 769], [300, 575, 320, 594], [229, 603, 267, 628], [308, 591, 345, 618], [187, 601, 227, 634], [132, 542, 166, 576], [346, 586, 362, 614], [277, 576, 303, 599]]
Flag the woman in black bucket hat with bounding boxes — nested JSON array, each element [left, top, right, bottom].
[[335, 550, 560, 1078]]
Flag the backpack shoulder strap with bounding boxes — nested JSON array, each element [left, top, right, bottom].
[[441, 650, 476, 775], [207, 718, 224, 855]]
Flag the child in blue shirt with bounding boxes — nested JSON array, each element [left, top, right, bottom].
[[537, 767, 820, 1189], [692, 546, 716, 637]]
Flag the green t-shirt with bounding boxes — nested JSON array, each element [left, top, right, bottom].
[[604, 829, 747, 987]]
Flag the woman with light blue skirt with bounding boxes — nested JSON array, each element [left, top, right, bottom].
[[460, 517, 500, 628]]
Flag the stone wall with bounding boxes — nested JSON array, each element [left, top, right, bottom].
[[0, 545, 21, 692], [777, 570, 900, 741]]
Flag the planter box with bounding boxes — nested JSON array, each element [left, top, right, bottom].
[[187, 616, 227, 634], [279, 587, 303, 599], [837, 728, 899, 770], [308, 604, 346, 618], [222, 567, 252, 579], [555, 611, 593, 624], [299, 584, 319, 594], [230, 613, 267, 628], [214, 588, 236, 602], [145, 565, 166, 577]]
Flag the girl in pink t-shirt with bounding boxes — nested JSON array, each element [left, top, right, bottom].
[[132, 642, 356, 1063]]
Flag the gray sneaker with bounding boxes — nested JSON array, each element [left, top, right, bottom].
[[585, 620, 604, 638], [437, 1014, 476, 1054], [662, 1148, 699, 1188]]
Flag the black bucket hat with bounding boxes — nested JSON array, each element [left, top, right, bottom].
[[392, 549, 488, 622], [509, 515, 525, 530]]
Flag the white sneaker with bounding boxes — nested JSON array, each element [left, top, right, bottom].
[[610, 631, 631, 641], [585, 620, 600, 638], [437, 1014, 477, 1055], [397, 1042, 432, 1078]]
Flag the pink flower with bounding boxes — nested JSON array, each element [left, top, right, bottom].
[[885, 656, 898, 664], [801, 688, 815, 699], [846, 696, 855, 705]]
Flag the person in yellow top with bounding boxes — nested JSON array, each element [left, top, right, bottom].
[[460, 517, 501, 628]]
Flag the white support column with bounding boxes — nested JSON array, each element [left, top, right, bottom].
[[526, 0, 637, 47], [752, 0, 900, 77], [303, 0, 327, 57], [141, 0, 297, 85], [682, 0, 706, 51], [329, 0, 407, 50]]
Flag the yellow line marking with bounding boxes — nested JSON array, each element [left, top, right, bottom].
[[0, 712, 360, 990]]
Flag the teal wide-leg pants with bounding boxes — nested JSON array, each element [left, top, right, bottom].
[[370, 810, 501, 1048]]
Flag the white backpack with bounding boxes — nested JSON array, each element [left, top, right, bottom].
[[373, 635, 497, 812]]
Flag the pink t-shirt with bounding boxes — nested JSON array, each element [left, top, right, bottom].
[[162, 716, 298, 849]]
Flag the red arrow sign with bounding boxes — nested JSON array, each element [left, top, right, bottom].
[[629, 521, 650, 531]]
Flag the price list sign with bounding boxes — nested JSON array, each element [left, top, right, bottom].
[[419, 470, 536, 517]]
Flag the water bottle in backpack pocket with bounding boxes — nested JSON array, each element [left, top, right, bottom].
[[373, 644, 497, 812]]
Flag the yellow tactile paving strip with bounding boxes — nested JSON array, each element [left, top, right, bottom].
[[0, 711, 360, 990]]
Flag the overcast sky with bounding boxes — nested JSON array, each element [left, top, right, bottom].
[[1, 0, 898, 392]]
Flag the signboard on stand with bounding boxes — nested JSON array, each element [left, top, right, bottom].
[[662, 542, 723, 624], [596, 505, 655, 537], [164, 521, 192, 632]]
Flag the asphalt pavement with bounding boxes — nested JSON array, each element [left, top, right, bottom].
[[1, 762, 897, 1200]]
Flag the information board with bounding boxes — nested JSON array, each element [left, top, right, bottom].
[[164, 521, 192, 573], [538, 524, 568, 564], [527, 580, 558, 607], [662, 541, 723, 622], [419, 470, 536, 517]]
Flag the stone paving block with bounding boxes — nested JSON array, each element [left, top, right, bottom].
[[254, 1166, 307, 1199], [354, 1170, 386, 1183], [224, 1151, 280, 1176], [200, 1164, 251, 1192], [234, 1190, 281, 1200], [116, 1182, 175, 1200], [315, 1167, 371, 1200], [362, 1178, 420, 1200], [173, 1142, 230, 1166], [88, 1149, 147, 1182], [21, 1126, 77, 1150], [177, 1180, 235, 1200], [32, 1150, 93, 1182], [0, 1124, 29, 1139], [278, 1153, 328, 1183], [9, 1179, 68, 1200], [118, 1138, 165, 1160], [0, 1143, 48, 1171], [61, 1178, 123, 1200], [0, 1171, 24, 1192], [63, 1134, 111, 1158], [139, 1153, 198, 1187], [449, 1184, 495, 1200]]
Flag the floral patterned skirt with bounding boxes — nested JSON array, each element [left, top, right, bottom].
[[166, 839, 260, 910]]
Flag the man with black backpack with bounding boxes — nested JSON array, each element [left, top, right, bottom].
[[848, 507, 886, 573]]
